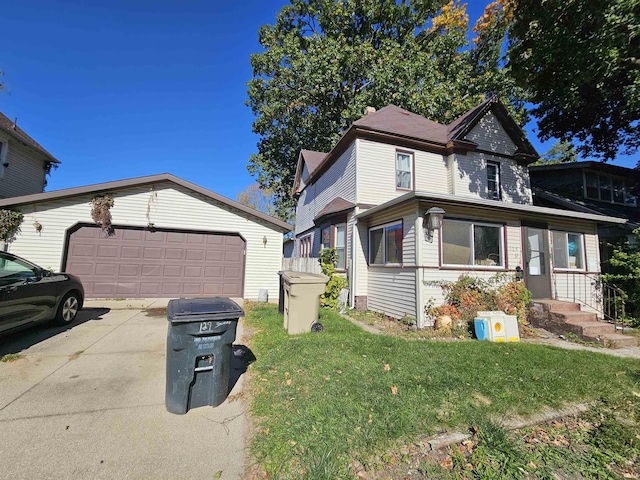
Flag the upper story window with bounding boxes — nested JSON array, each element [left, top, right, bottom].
[[369, 221, 403, 265], [552, 231, 584, 270], [396, 152, 413, 190], [320, 223, 346, 271], [487, 162, 501, 200], [441, 219, 504, 267], [584, 171, 637, 206], [0, 141, 6, 179]]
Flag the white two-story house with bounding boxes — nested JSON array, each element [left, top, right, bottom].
[[0, 112, 60, 199], [291, 97, 626, 328]]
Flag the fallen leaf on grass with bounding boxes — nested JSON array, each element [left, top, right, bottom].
[[439, 457, 453, 469], [391, 385, 398, 395], [286, 379, 292, 385], [384, 364, 391, 371]]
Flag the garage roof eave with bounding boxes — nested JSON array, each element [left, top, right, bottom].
[[356, 191, 628, 225], [0, 173, 292, 233]]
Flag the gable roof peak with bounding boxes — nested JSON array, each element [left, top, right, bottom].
[[0, 112, 60, 164]]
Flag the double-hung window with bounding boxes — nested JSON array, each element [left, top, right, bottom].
[[487, 162, 501, 200], [320, 223, 346, 270], [441, 220, 504, 267], [396, 152, 412, 190], [552, 231, 584, 269], [0, 141, 6, 179], [584, 171, 637, 206], [369, 221, 403, 265]]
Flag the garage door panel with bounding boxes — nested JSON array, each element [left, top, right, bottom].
[[143, 248, 163, 259], [121, 246, 142, 258], [95, 263, 117, 276], [71, 244, 95, 257], [185, 249, 203, 261], [96, 245, 118, 258], [66, 226, 245, 298], [118, 264, 139, 276], [123, 229, 145, 241], [184, 266, 202, 277], [164, 248, 184, 260], [140, 283, 160, 295], [163, 265, 182, 277]]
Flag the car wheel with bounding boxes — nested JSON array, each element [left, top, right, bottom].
[[55, 292, 81, 325]]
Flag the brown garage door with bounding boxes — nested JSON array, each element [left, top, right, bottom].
[[65, 225, 245, 298]]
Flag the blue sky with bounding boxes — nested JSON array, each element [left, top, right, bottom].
[[1, 1, 635, 202]]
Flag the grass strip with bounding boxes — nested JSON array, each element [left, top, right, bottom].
[[245, 303, 640, 479]]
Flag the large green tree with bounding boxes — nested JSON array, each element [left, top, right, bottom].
[[247, 0, 528, 220], [508, 0, 640, 161]]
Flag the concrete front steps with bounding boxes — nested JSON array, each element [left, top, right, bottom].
[[531, 299, 637, 348]]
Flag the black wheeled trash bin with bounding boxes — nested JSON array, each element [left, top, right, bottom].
[[165, 297, 244, 414]]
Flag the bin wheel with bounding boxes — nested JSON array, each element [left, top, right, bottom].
[[311, 322, 323, 332]]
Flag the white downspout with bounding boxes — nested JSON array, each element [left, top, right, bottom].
[[415, 204, 425, 329]]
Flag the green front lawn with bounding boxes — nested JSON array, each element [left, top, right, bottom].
[[244, 303, 640, 479]]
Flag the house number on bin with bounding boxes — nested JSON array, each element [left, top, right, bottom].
[[200, 321, 213, 333]]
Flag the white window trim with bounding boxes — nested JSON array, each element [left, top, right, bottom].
[[368, 220, 403, 266], [334, 223, 346, 271], [551, 231, 586, 271], [440, 219, 505, 268], [487, 161, 501, 200], [395, 151, 413, 191]]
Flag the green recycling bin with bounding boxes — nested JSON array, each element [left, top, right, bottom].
[[165, 297, 244, 414]]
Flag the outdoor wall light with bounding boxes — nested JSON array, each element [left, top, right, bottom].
[[424, 207, 445, 242], [263, 235, 268, 247]]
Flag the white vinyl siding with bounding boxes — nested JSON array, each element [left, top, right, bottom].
[[464, 111, 517, 156], [357, 139, 448, 205], [0, 138, 48, 199], [365, 204, 417, 320], [6, 182, 284, 300], [452, 152, 532, 204], [294, 143, 356, 235]]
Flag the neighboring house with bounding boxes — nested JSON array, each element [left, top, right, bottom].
[[0, 174, 291, 300], [0, 113, 60, 199], [529, 162, 640, 268], [290, 97, 626, 328]]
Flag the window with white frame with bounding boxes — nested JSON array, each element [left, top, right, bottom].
[[441, 219, 504, 267], [584, 171, 637, 206], [396, 152, 412, 190], [552, 231, 584, 269], [369, 221, 403, 265], [487, 162, 501, 200], [319, 223, 347, 270], [334, 224, 346, 270]]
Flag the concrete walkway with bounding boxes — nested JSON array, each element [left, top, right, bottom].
[[0, 299, 249, 480]]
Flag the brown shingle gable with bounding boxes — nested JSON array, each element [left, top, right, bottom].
[[0, 112, 60, 163], [300, 149, 327, 175], [314, 197, 355, 221]]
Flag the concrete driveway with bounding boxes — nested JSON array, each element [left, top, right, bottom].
[[0, 299, 250, 480]]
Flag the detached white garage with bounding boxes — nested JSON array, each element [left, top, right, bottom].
[[0, 174, 291, 299]]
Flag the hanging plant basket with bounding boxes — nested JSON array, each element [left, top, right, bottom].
[[0, 209, 24, 243], [91, 194, 115, 236]]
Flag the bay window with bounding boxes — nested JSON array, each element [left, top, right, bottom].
[[442, 220, 503, 267], [369, 221, 403, 265], [552, 231, 584, 269]]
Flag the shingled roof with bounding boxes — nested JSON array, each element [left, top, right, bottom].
[[0, 113, 59, 163], [294, 97, 539, 196]]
